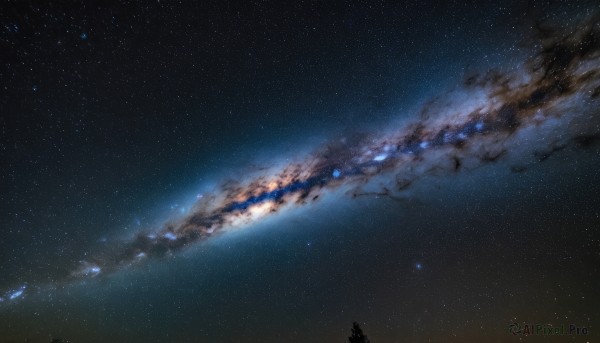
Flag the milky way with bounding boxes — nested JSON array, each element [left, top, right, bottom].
[[2, 13, 599, 303]]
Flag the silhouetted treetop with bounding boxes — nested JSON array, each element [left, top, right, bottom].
[[348, 322, 370, 343]]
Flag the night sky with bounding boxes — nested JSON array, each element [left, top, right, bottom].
[[1, 1, 600, 342]]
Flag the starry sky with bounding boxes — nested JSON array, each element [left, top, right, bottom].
[[1, 1, 600, 342]]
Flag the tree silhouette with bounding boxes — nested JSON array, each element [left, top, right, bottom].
[[348, 322, 370, 343]]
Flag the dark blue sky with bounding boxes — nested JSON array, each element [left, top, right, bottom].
[[1, 1, 599, 342], [0, 1, 525, 276]]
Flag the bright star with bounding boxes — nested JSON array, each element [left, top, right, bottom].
[[373, 154, 388, 162], [163, 232, 177, 241]]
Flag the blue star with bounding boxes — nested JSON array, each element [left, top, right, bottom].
[[415, 262, 423, 271], [475, 121, 484, 131], [6, 24, 19, 33], [80, 32, 88, 40]]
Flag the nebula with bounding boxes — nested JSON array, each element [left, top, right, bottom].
[[3, 12, 599, 303]]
